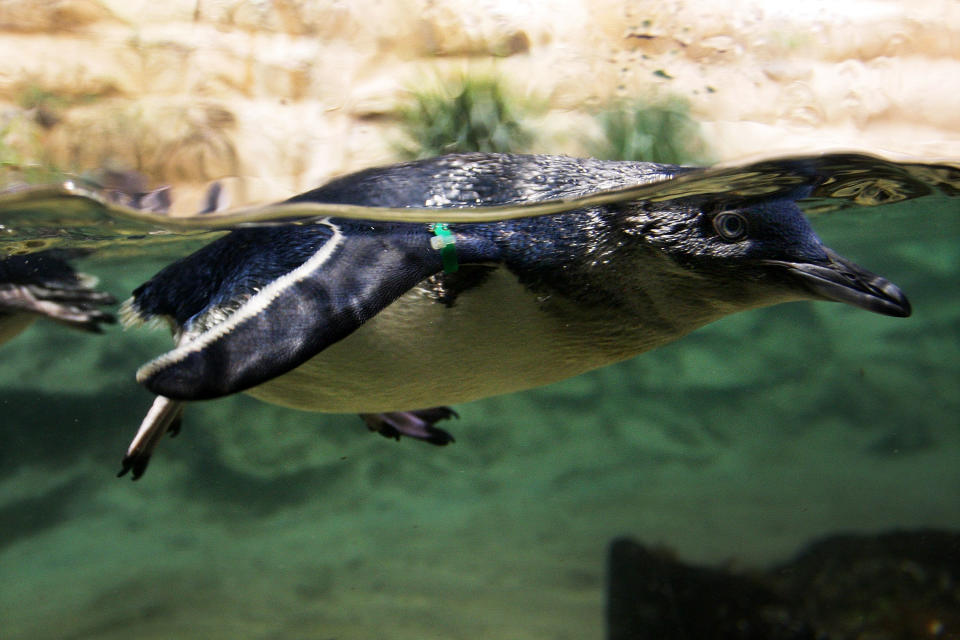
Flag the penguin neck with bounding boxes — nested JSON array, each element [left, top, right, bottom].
[[488, 213, 763, 362]]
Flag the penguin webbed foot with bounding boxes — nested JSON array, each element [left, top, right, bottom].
[[118, 396, 185, 481], [167, 413, 183, 438], [360, 407, 458, 446], [117, 452, 151, 481], [0, 282, 116, 332]]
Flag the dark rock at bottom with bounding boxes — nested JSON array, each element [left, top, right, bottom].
[[607, 529, 960, 640]]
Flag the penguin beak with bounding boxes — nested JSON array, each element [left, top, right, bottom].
[[767, 248, 911, 318]]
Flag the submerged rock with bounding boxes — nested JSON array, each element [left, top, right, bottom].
[[607, 529, 960, 640]]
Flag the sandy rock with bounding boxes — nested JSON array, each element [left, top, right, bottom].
[[1, 0, 960, 200], [43, 100, 239, 182], [0, 0, 118, 33]]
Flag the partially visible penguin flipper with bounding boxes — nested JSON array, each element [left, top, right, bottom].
[[131, 219, 450, 401]]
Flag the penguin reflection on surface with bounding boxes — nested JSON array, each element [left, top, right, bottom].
[[0, 168, 183, 347], [119, 153, 911, 479]]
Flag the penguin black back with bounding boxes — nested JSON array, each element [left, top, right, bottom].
[[287, 153, 691, 208]]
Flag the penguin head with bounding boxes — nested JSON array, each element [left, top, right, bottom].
[[624, 197, 911, 317]]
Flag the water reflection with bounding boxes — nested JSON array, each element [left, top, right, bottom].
[[1, 152, 958, 258]]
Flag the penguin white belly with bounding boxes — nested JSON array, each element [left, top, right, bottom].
[[247, 268, 645, 413]]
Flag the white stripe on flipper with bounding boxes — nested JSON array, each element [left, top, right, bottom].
[[135, 218, 343, 383]]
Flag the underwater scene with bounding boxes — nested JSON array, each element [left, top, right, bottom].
[[0, 152, 957, 640], [4, 1, 960, 638]]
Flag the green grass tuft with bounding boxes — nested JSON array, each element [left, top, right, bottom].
[[395, 74, 536, 159], [588, 96, 711, 166]]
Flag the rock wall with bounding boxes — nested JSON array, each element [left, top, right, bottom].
[[1, 0, 959, 209]]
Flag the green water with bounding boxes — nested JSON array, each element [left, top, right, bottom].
[[0, 182, 958, 638]]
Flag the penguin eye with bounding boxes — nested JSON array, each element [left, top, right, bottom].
[[712, 212, 748, 241]]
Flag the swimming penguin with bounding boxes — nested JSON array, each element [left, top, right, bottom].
[[0, 250, 115, 345], [118, 153, 911, 479]]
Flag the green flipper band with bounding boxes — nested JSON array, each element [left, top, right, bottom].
[[429, 223, 459, 273]]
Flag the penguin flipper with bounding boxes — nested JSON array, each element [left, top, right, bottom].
[[136, 222, 446, 400]]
